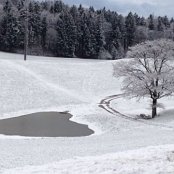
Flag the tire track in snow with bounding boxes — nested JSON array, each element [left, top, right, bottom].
[[99, 94, 174, 130]]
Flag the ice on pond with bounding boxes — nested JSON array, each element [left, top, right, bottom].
[[0, 112, 94, 137]]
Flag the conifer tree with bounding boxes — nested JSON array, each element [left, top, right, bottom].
[[41, 16, 47, 53], [163, 16, 170, 29], [148, 14, 155, 30], [0, 0, 173, 59], [95, 16, 105, 58], [157, 17, 164, 31], [0, 0, 19, 51], [56, 11, 76, 57], [125, 12, 136, 48], [16, 0, 26, 49]]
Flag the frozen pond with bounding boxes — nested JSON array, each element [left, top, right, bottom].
[[0, 112, 94, 137]]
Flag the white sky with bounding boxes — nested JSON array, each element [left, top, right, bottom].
[[109, 0, 155, 4], [62, 0, 174, 17], [110, 0, 171, 5]]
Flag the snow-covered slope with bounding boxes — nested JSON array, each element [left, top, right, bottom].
[[3, 144, 174, 174], [0, 52, 120, 119], [0, 52, 174, 173]]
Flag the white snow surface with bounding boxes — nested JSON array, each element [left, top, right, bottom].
[[0, 52, 174, 173], [3, 144, 174, 174]]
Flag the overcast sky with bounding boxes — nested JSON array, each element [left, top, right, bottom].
[[61, 0, 174, 17]]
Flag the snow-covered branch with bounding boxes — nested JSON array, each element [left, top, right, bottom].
[[113, 39, 174, 117]]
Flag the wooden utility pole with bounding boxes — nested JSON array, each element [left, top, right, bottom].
[[54, 0, 55, 17], [24, 0, 28, 61]]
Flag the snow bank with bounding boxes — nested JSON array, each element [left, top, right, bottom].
[[2, 144, 174, 174]]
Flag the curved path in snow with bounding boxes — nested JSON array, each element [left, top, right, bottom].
[[99, 94, 174, 130]]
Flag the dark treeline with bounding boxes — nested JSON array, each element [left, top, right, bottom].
[[0, 0, 174, 59]]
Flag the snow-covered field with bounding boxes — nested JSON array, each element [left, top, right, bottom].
[[3, 145, 174, 174], [0, 52, 174, 174]]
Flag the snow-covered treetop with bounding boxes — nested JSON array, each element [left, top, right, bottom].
[[127, 39, 174, 60], [113, 39, 174, 100]]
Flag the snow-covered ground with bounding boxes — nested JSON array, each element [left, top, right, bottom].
[[0, 52, 174, 173], [3, 145, 174, 174]]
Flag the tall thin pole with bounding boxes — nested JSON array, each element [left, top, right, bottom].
[[24, 0, 28, 61], [54, 0, 55, 17]]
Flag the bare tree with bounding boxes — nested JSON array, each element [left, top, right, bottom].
[[113, 39, 174, 118]]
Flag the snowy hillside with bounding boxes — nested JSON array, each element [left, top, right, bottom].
[[0, 52, 174, 174], [3, 145, 174, 174], [0, 52, 120, 118]]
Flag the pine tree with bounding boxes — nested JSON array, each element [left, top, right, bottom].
[[70, 5, 78, 21], [125, 12, 136, 48], [32, 2, 42, 44], [82, 23, 92, 58], [139, 17, 146, 26], [113, 27, 122, 46], [0, 0, 19, 51], [134, 13, 140, 25], [40, 1, 49, 11], [89, 17, 98, 58], [95, 16, 105, 58], [54, 0, 63, 13], [16, 0, 26, 49], [56, 11, 76, 57], [78, 4, 84, 15], [170, 18, 174, 24], [163, 16, 170, 29], [28, 1, 42, 52], [65, 13, 76, 57], [41, 16, 47, 53], [157, 16, 164, 31], [148, 14, 155, 30], [118, 15, 126, 51], [76, 13, 92, 58], [56, 18, 65, 57]]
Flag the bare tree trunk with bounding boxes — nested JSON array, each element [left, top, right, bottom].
[[152, 99, 157, 118]]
